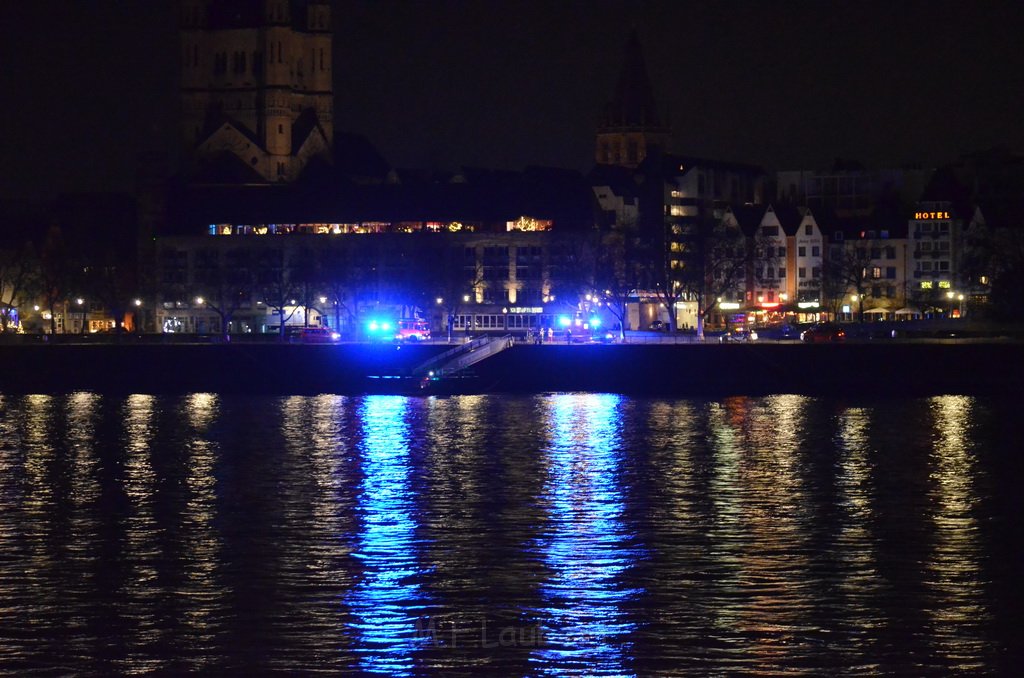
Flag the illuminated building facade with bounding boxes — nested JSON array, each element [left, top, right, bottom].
[[179, 0, 333, 183], [908, 201, 986, 315], [153, 229, 593, 335], [709, 204, 825, 326], [823, 208, 912, 319], [153, 169, 600, 335]]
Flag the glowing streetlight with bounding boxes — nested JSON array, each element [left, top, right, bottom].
[[195, 296, 204, 305], [133, 298, 142, 307], [319, 296, 327, 305], [436, 297, 443, 305], [76, 298, 84, 305]]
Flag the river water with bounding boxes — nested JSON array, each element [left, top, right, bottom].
[[0, 393, 1021, 675]]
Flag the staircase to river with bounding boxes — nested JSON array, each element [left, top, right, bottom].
[[412, 335, 514, 379]]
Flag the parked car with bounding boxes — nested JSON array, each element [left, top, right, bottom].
[[800, 323, 845, 343], [649, 320, 667, 331], [719, 327, 758, 343], [757, 323, 801, 340], [291, 326, 341, 343]]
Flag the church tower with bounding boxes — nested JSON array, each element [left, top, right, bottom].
[[179, 0, 333, 183], [595, 31, 670, 168]]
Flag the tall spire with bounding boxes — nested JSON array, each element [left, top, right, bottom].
[[595, 30, 670, 168]]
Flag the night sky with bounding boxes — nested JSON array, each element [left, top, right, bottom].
[[2, 0, 1023, 199]]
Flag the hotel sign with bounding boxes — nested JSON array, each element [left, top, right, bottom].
[[914, 211, 951, 220]]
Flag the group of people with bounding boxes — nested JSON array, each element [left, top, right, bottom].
[[525, 327, 558, 344]]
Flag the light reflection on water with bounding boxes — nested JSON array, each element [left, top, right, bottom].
[[925, 396, 991, 670], [532, 394, 641, 676], [0, 392, 1018, 675], [347, 396, 430, 675]]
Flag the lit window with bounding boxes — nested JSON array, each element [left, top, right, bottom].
[[921, 281, 933, 289], [506, 216, 552, 232], [938, 280, 951, 288]]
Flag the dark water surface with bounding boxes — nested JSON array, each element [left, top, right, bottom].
[[1, 393, 1021, 675]]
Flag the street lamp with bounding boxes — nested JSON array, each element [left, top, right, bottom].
[[75, 298, 85, 334], [958, 293, 965, 318], [850, 294, 861, 323]]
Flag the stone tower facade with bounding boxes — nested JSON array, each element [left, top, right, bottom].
[[179, 0, 333, 183], [595, 31, 670, 169]]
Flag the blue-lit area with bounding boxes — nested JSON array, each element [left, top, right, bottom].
[[345, 396, 429, 675], [366, 319, 393, 336], [531, 393, 643, 676]]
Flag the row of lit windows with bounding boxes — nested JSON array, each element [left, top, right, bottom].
[[209, 219, 554, 236], [210, 222, 481, 236], [453, 314, 560, 330]]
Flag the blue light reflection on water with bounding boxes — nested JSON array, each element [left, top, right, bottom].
[[346, 395, 430, 675], [532, 393, 643, 676]]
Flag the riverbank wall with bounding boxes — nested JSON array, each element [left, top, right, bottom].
[[2, 342, 1022, 397], [476, 342, 1024, 397]]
